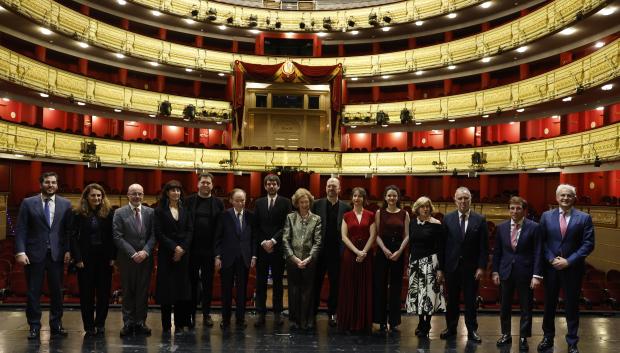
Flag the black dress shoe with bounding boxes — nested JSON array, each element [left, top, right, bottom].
[[119, 325, 134, 337], [95, 327, 105, 336], [135, 324, 151, 336], [328, 315, 337, 327], [440, 328, 457, 339], [537, 337, 554, 352], [568, 344, 579, 353], [84, 329, 97, 337], [27, 329, 40, 340], [203, 315, 214, 327], [274, 313, 284, 326], [519, 337, 529, 351], [378, 324, 387, 333], [497, 334, 512, 346], [468, 331, 482, 343], [254, 315, 265, 328], [51, 327, 68, 337]]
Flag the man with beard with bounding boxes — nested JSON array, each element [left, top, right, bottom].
[[15, 172, 72, 340], [311, 177, 351, 327], [254, 174, 292, 328], [185, 172, 224, 327]]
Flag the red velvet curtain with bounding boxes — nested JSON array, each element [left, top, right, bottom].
[[233, 61, 342, 146]]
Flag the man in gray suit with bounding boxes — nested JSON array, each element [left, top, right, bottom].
[[113, 183, 156, 337], [15, 172, 72, 340]]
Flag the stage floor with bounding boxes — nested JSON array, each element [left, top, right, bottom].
[[0, 308, 617, 352]]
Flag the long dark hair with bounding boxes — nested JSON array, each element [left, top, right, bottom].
[[381, 185, 401, 209], [159, 180, 184, 208], [77, 183, 111, 218]]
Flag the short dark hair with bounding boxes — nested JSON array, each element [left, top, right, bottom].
[[39, 171, 59, 184], [198, 172, 214, 182], [264, 174, 281, 186], [509, 196, 528, 210]]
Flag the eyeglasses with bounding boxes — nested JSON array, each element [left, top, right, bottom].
[[128, 192, 144, 197]]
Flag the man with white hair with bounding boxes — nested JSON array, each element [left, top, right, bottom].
[[537, 184, 594, 353]]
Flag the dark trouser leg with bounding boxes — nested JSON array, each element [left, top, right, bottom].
[[234, 259, 249, 322], [499, 278, 515, 335], [77, 260, 96, 330], [46, 254, 64, 330], [388, 256, 404, 327], [255, 253, 269, 315], [373, 252, 388, 325], [287, 262, 301, 325], [173, 301, 192, 328], [134, 257, 153, 325], [445, 269, 462, 331], [189, 257, 200, 319], [118, 256, 136, 326], [220, 265, 234, 323], [516, 278, 533, 338], [462, 266, 479, 333], [161, 304, 172, 330], [562, 269, 583, 346], [94, 258, 112, 328], [271, 253, 285, 314], [542, 267, 560, 339], [300, 264, 316, 329], [326, 256, 340, 316], [25, 260, 45, 330], [201, 257, 214, 316], [312, 255, 327, 315]]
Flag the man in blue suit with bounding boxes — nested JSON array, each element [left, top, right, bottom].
[[537, 184, 594, 353], [492, 196, 542, 351], [440, 186, 489, 343], [214, 188, 257, 330], [15, 172, 72, 340]]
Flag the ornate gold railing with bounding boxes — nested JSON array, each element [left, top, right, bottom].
[[0, 0, 604, 75], [0, 120, 617, 174], [343, 37, 620, 123], [0, 46, 231, 119]]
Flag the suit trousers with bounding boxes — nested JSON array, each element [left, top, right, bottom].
[[287, 261, 316, 329], [255, 250, 284, 314], [313, 250, 341, 316], [373, 236, 405, 326], [117, 255, 153, 327], [25, 251, 64, 330], [500, 276, 533, 337], [161, 300, 192, 330], [542, 265, 584, 345], [189, 253, 215, 317], [77, 247, 112, 330], [445, 261, 479, 333], [220, 256, 249, 323]]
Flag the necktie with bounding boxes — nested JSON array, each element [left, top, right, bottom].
[[44, 198, 51, 226], [237, 212, 243, 230], [511, 223, 519, 250], [460, 214, 466, 239], [269, 198, 274, 211], [134, 207, 142, 233], [560, 212, 568, 238]]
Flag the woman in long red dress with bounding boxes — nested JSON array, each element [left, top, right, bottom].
[[337, 187, 377, 334]]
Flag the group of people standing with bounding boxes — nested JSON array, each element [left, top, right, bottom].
[[15, 172, 594, 353]]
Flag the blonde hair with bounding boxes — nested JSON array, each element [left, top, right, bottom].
[[412, 196, 435, 215], [292, 188, 314, 208]]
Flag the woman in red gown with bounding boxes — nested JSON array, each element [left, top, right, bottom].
[[336, 187, 377, 334]]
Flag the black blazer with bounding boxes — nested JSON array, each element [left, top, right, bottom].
[[184, 193, 224, 255], [443, 210, 489, 273], [215, 208, 257, 269], [70, 211, 116, 264], [311, 198, 352, 255], [253, 195, 292, 250], [154, 204, 193, 255], [492, 218, 542, 281]]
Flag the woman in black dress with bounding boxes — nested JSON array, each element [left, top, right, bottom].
[[70, 183, 116, 336], [154, 180, 193, 335], [406, 196, 446, 338]]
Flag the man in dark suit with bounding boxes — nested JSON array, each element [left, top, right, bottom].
[[253, 174, 292, 327], [311, 177, 351, 327], [537, 184, 594, 353], [441, 186, 489, 343], [492, 196, 542, 351], [15, 172, 72, 340], [113, 183, 156, 337], [185, 172, 224, 327], [215, 188, 257, 330]]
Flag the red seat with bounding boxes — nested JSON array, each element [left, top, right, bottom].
[[607, 270, 620, 284], [581, 288, 606, 310], [477, 286, 499, 309]]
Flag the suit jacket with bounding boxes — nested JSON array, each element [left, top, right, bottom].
[[492, 218, 541, 281], [253, 195, 292, 251], [15, 194, 73, 263], [539, 207, 594, 269], [311, 198, 352, 255], [112, 204, 156, 259], [282, 212, 322, 262], [443, 210, 489, 273], [215, 208, 257, 269], [184, 193, 224, 255], [70, 210, 117, 264]]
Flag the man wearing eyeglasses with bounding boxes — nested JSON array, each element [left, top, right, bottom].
[[113, 184, 156, 337], [537, 184, 594, 353]]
